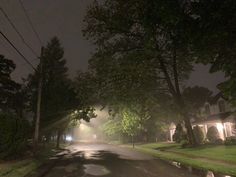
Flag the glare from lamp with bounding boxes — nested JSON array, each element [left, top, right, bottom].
[[66, 135, 72, 141]]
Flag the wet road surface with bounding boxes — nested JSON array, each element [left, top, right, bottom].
[[41, 143, 199, 177]]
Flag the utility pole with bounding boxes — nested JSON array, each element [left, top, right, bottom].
[[34, 47, 44, 149]]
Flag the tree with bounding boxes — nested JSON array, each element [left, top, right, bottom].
[[0, 113, 30, 159], [182, 86, 213, 116], [73, 71, 98, 109], [173, 123, 187, 143], [0, 55, 21, 111], [207, 126, 220, 143], [83, 0, 198, 145], [121, 108, 140, 148], [102, 118, 122, 139], [193, 125, 204, 144], [189, 0, 236, 105], [27, 37, 78, 148]]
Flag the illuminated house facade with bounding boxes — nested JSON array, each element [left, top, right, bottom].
[[169, 93, 236, 141], [192, 93, 236, 140]]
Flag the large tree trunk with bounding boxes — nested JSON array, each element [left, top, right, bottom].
[[183, 113, 197, 146], [158, 54, 197, 146], [178, 99, 197, 146]]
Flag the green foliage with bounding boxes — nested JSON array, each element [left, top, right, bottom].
[[214, 138, 224, 145], [0, 113, 30, 159], [173, 123, 187, 143], [83, 0, 198, 145], [180, 140, 189, 148], [121, 109, 140, 137], [206, 126, 220, 143], [102, 119, 122, 137], [225, 136, 236, 145], [71, 107, 97, 122], [193, 126, 204, 144]]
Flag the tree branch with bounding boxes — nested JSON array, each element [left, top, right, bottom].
[[172, 46, 181, 97]]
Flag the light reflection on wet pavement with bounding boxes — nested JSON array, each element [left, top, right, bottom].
[[37, 143, 223, 177]]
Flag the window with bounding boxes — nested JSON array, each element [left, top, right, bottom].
[[218, 100, 226, 112], [205, 104, 210, 115]]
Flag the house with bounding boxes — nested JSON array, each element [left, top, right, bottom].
[[169, 92, 236, 141]]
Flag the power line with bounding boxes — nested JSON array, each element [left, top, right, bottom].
[[0, 30, 37, 71], [18, 0, 43, 46], [0, 37, 33, 71], [0, 7, 39, 57], [15, 1, 43, 147]]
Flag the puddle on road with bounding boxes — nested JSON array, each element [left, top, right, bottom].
[[170, 161, 234, 177], [84, 151, 102, 160], [83, 164, 110, 176]]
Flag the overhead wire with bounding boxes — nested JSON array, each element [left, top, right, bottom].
[[0, 7, 39, 57], [18, 0, 43, 46], [0, 30, 37, 71]]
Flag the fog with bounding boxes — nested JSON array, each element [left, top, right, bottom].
[[71, 107, 109, 142]]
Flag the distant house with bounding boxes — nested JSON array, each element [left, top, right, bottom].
[[169, 93, 236, 142]]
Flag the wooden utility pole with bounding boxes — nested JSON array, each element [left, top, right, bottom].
[[34, 47, 44, 149]]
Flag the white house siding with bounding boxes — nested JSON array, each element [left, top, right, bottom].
[[169, 93, 236, 142]]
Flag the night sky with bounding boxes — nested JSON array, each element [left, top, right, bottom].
[[0, 0, 225, 93]]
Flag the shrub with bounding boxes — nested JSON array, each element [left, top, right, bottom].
[[0, 113, 30, 159], [193, 125, 205, 144], [225, 136, 236, 145], [206, 126, 220, 143], [173, 123, 187, 143], [214, 138, 224, 145], [203, 138, 210, 144], [180, 140, 189, 148]]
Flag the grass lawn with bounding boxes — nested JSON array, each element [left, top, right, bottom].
[[0, 144, 62, 177], [171, 145, 236, 164], [0, 159, 39, 177], [133, 142, 236, 176], [139, 142, 180, 149]]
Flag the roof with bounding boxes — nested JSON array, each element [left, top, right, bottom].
[[207, 92, 227, 105], [193, 111, 234, 124]]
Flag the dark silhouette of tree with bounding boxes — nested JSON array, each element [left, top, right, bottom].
[[0, 55, 21, 112], [189, 0, 236, 105], [27, 37, 77, 148], [182, 86, 213, 117]]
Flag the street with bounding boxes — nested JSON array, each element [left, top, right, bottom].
[[37, 143, 199, 177]]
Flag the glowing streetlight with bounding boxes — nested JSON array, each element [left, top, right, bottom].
[[66, 135, 72, 141]]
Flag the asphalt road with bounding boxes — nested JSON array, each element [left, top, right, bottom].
[[40, 143, 201, 177]]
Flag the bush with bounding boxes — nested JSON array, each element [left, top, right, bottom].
[[206, 126, 220, 143], [180, 140, 189, 148], [225, 136, 236, 145], [0, 113, 30, 159], [214, 138, 224, 145], [173, 123, 187, 143], [193, 126, 204, 144]]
